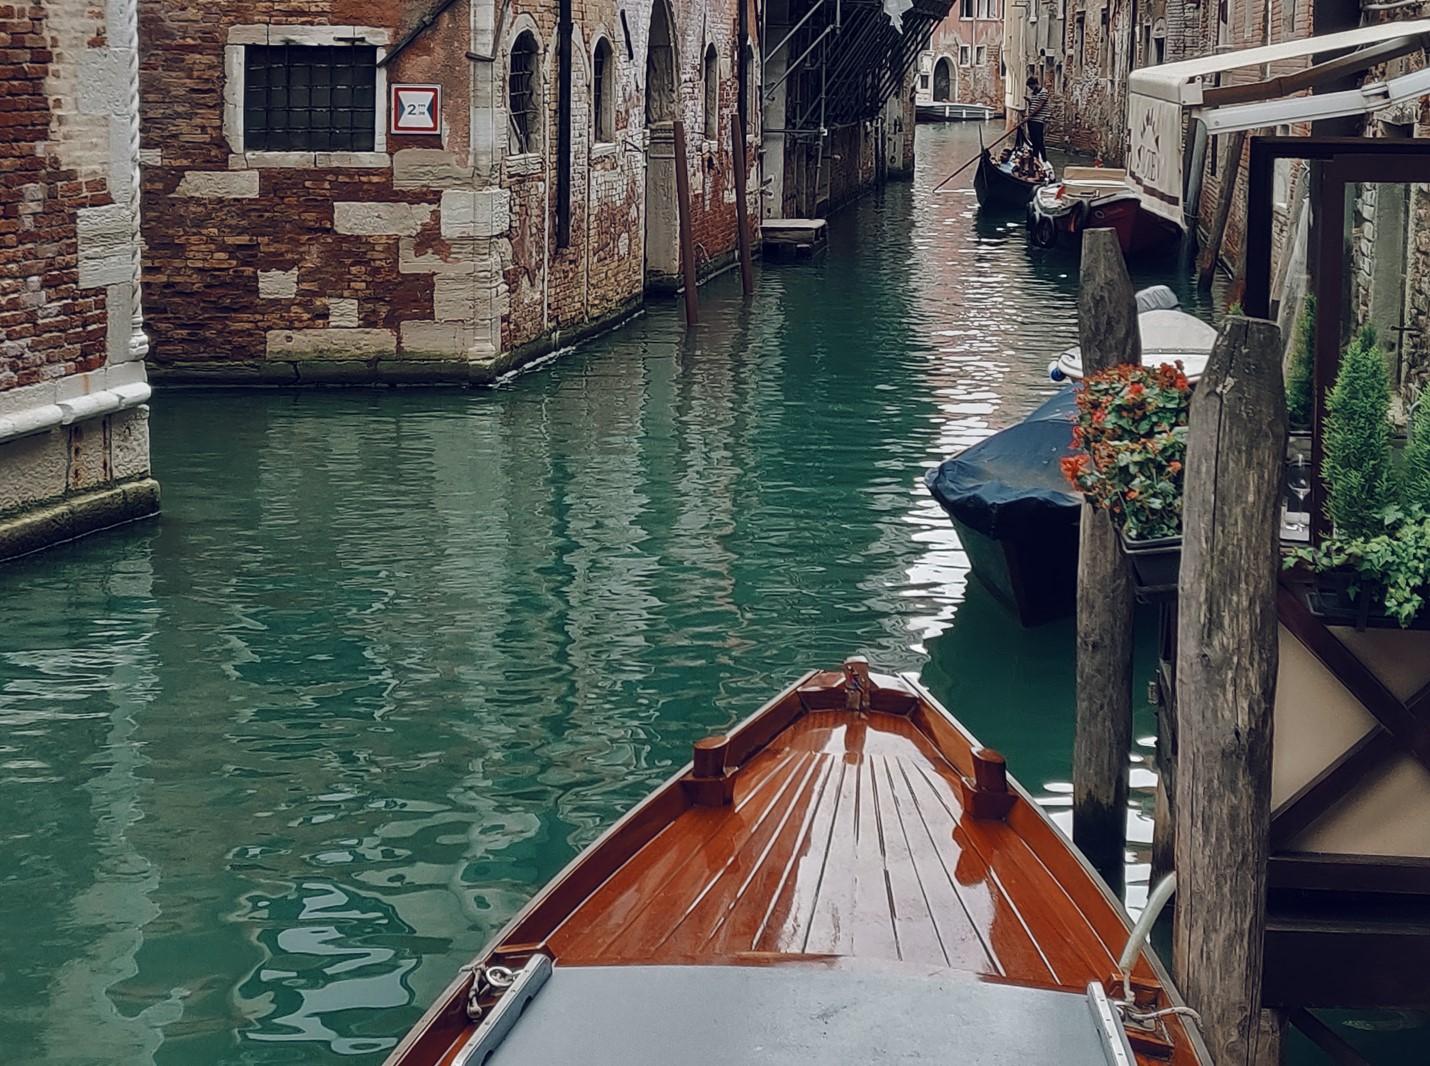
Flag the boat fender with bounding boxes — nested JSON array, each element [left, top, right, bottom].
[[1031, 214, 1057, 248], [1049, 360, 1066, 383]]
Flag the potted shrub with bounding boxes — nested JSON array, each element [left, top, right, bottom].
[[1285, 293, 1315, 436], [1062, 362, 1192, 596], [1286, 328, 1430, 628]]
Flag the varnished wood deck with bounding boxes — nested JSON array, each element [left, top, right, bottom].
[[388, 665, 1205, 1066], [549, 710, 1126, 986]]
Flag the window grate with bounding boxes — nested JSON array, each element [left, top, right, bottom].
[[509, 35, 539, 154], [243, 45, 377, 152], [593, 40, 612, 142]]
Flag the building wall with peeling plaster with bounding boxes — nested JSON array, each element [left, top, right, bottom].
[[0, 0, 158, 561], [137, 0, 758, 383]]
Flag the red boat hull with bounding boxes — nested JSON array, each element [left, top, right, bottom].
[[1037, 192, 1184, 257]]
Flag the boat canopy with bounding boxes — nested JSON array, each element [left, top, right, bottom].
[[1127, 19, 1430, 225]]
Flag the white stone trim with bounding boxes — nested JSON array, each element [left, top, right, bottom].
[[0, 363, 151, 444], [222, 24, 391, 167]]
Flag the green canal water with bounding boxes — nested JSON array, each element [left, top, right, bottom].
[[0, 125, 1409, 1064]]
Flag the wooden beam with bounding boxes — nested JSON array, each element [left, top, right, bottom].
[[1269, 851, 1430, 895], [1174, 316, 1286, 1066], [672, 121, 700, 326], [1269, 728, 1398, 850], [1072, 229, 1140, 898], [1277, 584, 1430, 775], [1197, 130, 1247, 290], [731, 114, 755, 298], [1288, 1009, 1373, 1066]]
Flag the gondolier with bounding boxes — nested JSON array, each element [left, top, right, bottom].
[[1025, 77, 1050, 160]]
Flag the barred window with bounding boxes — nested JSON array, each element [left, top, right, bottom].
[[703, 45, 719, 140], [593, 38, 614, 142], [509, 32, 540, 155], [243, 45, 377, 152]]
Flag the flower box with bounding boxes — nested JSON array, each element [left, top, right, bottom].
[[1296, 569, 1430, 631], [1118, 530, 1181, 601]]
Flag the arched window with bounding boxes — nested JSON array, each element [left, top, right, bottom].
[[593, 37, 614, 143], [509, 31, 540, 155], [703, 44, 719, 140]]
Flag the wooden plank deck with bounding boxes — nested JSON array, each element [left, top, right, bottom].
[[549, 710, 1125, 988]]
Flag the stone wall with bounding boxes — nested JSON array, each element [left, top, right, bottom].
[[0, 0, 158, 562], [139, 0, 756, 383], [1046, 0, 1136, 163], [919, 7, 1004, 113]]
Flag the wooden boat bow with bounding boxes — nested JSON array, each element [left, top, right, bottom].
[[386, 659, 1209, 1066]]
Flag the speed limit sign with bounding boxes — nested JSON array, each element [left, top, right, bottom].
[[390, 84, 442, 136]]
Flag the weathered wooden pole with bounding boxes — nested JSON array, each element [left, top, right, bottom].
[[672, 121, 700, 326], [731, 113, 755, 297], [1073, 228, 1140, 898], [1173, 315, 1285, 1066], [1197, 130, 1247, 291]]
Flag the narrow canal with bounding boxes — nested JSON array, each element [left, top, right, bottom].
[[6, 125, 1385, 1064]]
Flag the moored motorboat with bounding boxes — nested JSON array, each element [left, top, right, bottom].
[[385, 659, 1209, 1066], [924, 287, 1213, 625], [1027, 167, 1186, 256], [973, 147, 1051, 210]]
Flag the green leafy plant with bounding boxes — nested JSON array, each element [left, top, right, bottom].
[[1286, 294, 1315, 431], [1402, 394, 1430, 510], [1287, 507, 1430, 626], [1323, 326, 1393, 537], [1061, 363, 1192, 541]]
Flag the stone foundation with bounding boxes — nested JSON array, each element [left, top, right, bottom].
[[0, 406, 159, 561]]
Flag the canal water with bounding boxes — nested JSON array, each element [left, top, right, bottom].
[[0, 124, 1388, 1064]]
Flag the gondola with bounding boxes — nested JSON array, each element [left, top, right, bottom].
[[384, 659, 1210, 1066], [1027, 167, 1186, 256], [973, 147, 1047, 210]]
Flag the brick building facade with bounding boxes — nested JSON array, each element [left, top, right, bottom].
[[918, 0, 1004, 113], [137, 0, 758, 383], [0, 0, 159, 561]]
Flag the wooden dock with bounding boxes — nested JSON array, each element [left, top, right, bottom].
[[760, 218, 827, 261]]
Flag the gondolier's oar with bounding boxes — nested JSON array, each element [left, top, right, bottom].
[[932, 121, 1027, 193]]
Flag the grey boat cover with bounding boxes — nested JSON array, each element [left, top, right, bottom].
[[482, 964, 1125, 1065], [923, 387, 1079, 540]]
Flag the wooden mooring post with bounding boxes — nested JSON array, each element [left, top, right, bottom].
[[1173, 316, 1285, 1065], [1072, 229, 1140, 897], [672, 121, 700, 326], [731, 114, 755, 298]]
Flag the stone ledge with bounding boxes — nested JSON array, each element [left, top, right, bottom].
[[142, 300, 644, 387], [0, 479, 160, 564]]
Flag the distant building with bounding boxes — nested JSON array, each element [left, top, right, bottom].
[[137, 0, 757, 383], [0, 0, 159, 562], [918, 0, 1005, 114]]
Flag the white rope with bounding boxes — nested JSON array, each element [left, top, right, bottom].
[[121, 0, 149, 360]]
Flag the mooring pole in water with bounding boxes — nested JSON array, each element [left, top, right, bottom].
[[1197, 130, 1247, 291], [732, 114, 755, 298], [673, 121, 700, 326], [1072, 229, 1139, 899], [1173, 316, 1285, 1066]]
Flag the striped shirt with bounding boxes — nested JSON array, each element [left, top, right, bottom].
[[1027, 88, 1050, 122]]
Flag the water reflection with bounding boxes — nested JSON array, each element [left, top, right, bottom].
[[0, 123, 1313, 1066]]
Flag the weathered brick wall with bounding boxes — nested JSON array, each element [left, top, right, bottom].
[[920, 13, 1004, 112], [139, 0, 484, 380], [1189, 0, 1313, 277], [140, 0, 757, 378], [2, 2, 111, 389], [1051, 0, 1134, 163], [0, 0, 156, 558]]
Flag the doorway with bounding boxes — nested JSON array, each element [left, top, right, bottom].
[[933, 57, 952, 102], [644, 0, 680, 285]]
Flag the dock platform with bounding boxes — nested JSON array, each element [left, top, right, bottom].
[[760, 218, 827, 261]]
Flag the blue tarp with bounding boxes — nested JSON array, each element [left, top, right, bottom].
[[923, 388, 1080, 539]]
